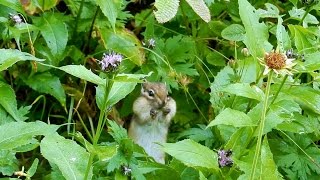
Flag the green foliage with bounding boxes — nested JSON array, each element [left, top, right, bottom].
[[0, 0, 320, 179]]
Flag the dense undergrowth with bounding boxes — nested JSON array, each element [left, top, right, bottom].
[[0, 0, 320, 179]]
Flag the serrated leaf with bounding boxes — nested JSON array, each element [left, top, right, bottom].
[[0, 49, 44, 71], [0, 81, 27, 121], [222, 83, 264, 101], [276, 17, 291, 52], [288, 25, 314, 53], [96, 0, 117, 30], [185, 0, 211, 22], [239, 0, 271, 58], [284, 86, 320, 114], [297, 52, 320, 72], [0, 150, 18, 176], [96, 81, 137, 109], [59, 65, 105, 85], [163, 139, 218, 170], [23, 72, 66, 106], [154, 0, 180, 23], [221, 24, 245, 41], [0, 121, 58, 150], [100, 28, 145, 66], [174, 63, 199, 76], [37, 13, 68, 56], [207, 108, 256, 128], [40, 133, 92, 180]]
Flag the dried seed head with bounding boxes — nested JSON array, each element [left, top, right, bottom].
[[264, 51, 286, 70]]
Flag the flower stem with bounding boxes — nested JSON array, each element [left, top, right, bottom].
[[270, 74, 288, 105], [250, 71, 273, 180], [84, 73, 115, 179]]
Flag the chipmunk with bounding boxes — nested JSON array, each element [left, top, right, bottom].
[[128, 82, 176, 164]]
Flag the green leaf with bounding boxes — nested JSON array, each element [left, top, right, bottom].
[[154, 0, 179, 23], [289, 7, 319, 27], [222, 83, 264, 101], [173, 63, 199, 76], [0, 49, 44, 71], [207, 108, 256, 128], [276, 17, 291, 52], [288, 25, 315, 53], [96, 0, 117, 30], [185, 0, 211, 22], [40, 133, 92, 180], [0, 0, 25, 14], [162, 139, 218, 170], [261, 137, 282, 180], [59, 65, 105, 85], [238, 0, 271, 58], [27, 158, 39, 177], [296, 52, 320, 72], [96, 81, 137, 109], [100, 28, 145, 66], [284, 86, 320, 114], [23, 72, 66, 106], [108, 120, 128, 143], [221, 24, 245, 41], [37, 13, 68, 56], [0, 150, 18, 176], [257, 3, 279, 18], [0, 121, 58, 150], [0, 81, 27, 121]]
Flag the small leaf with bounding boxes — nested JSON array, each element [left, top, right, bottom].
[[23, 72, 66, 106], [0, 150, 18, 176], [100, 28, 145, 66], [162, 139, 218, 170], [27, 158, 39, 177], [59, 65, 105, 85], [0, 121, 58, 150], [154, 0, 180, 23], [185, 0, 211, 22], [40, 133, 92, 180], [222, 83, 264, 101], [0, 81, 27, 121], [257, 3, 279, 18], [36, 13, 68, 56], [0, 49, 44, 71], [207, 108, 256, 128], [289, 7, 319, 27], [221, 24, 245, 41], [276, 17, 291, 52], [96, 0, 117, 30]]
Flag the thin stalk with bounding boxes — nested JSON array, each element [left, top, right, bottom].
[[270, 74, 288, 105], [250, 71, 273, 180], [72, 0, 85, 40]]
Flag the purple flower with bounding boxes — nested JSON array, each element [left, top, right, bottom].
[[143, 38, 156, 48], [9, 13, 23, 24], [218, 149, 233, 167], [98, 51, 123, 71]]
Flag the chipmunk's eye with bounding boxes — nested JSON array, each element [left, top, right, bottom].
[[148, 90, 155, 97]]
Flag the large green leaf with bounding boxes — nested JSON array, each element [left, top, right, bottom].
[[222, 83, 264, 101], [239, 0, 271, 58], [288, 25, 315, 53], [100, 28, 145, 66], [0, 0, 25, 14], [0, 81, 28, 121], [162, 139, 218, 171], [0, 150, 18, 176], [37, 13, 68, 56], [296, 52, 320, 72], [0, 121, 58, 150], [154, 0, 180, 23], [221, 24, 245, 41], [185, 0, 211, 22], [0, 49, 44, 71], [96, 0, 117, 30], [40, 133, 92, 180], [23, 72, 66, 106], [59, 65, 105, 85], [207, 108, 256, 128], [284, 86, 320, 114], [260, 137, 282, 180], [96, 81, 137, 109]]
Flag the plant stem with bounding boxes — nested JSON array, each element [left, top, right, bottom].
[[84, 73, 115, 179], [270, 74, 288, 105], [250, 71, 273, 180]]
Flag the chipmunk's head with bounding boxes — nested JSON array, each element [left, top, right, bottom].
[[141, 82, 169, 109]]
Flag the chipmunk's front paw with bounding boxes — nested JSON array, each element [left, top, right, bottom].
[[150, 109, 158, 119], [163, 108, 171, 116]]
